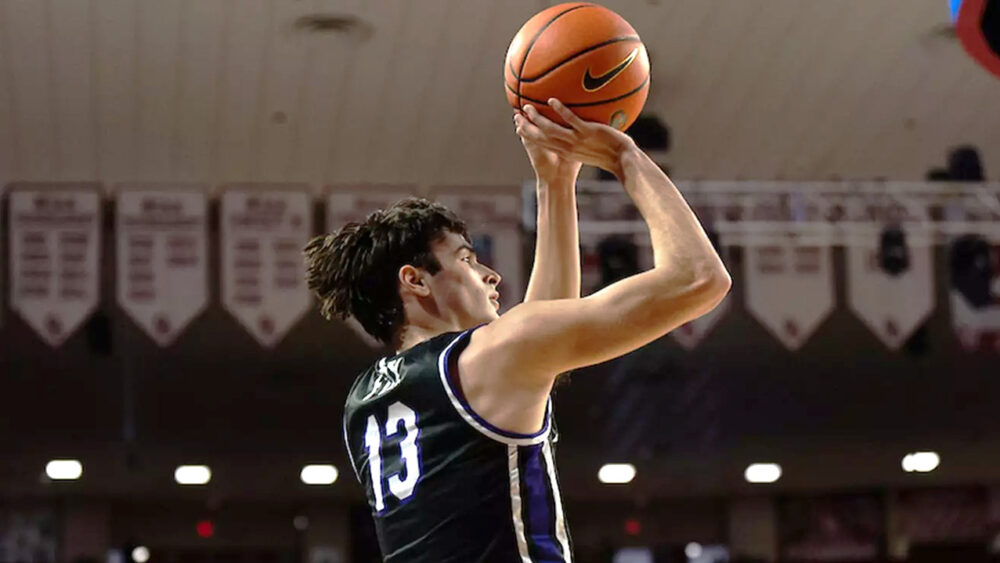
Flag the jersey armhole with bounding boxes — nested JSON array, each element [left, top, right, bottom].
[[437, 328, 551, 446]]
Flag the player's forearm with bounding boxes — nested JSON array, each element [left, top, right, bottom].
[[617, 147, 730, 288], [526, 180, 581, 301], [524, 179, 581, 301]]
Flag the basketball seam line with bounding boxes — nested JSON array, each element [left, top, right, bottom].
[[516, 3, 596, 109], [509, 35, 641, 83], [506, 74, 649, 108]]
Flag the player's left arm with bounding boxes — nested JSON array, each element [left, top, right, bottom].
[[517, 109, 584, 302]]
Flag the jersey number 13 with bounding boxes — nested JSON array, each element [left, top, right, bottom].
[[363, 401, 421, 511]]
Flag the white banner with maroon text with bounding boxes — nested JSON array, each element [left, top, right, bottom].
[[326, 185, 419, 347], [745, 241, 835, 350], [8, 186, 101, 346], [221, 186, 312, 348], [950, 242, 1000, 352], [0, 183, 5, 327], [116, 187, 208, 346], [846, 244, 935, 350], [429, 186, 524, 309]]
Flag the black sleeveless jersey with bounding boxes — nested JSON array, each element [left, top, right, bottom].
[[343, 328, 573, 562]]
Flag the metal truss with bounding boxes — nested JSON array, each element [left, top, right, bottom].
[[523, 180, 1000, 246]]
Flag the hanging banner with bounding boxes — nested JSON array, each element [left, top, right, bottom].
[[116, 187, 208, 346], [950, 241, 1000, 352], [8, 186, 101, 347], [846, 244, 935, 350], [429, 186, 524, 308], [0, 183, 5, 328], [671, 246, 732, 349], [326, 185, 419, 229], [221, 186, 311, 348], [745, 241, 835, 350], [326, 185, 419, 347]]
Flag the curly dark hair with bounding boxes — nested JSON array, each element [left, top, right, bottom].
[[303, 197, 468, 344]]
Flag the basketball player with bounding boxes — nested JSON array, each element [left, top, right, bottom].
[[304, 99, 731, 562]]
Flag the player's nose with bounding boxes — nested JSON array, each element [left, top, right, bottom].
[[484, 267, 501, 288]]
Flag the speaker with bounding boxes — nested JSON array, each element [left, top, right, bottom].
[[925, 167, 951, 181], [947, 145, 985, 181], [879, 226, 910, 276], [626, 115, 670, 152], [955, 0, 1000, 79], [949, 234, 994, 309]]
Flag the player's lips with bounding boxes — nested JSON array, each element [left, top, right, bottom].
[[489, 293, 501, 307]]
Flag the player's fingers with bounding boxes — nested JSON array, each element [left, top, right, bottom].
[[547, 99, 587, 131], [522, 104, 575, 143], [516, 122, 572, 153]]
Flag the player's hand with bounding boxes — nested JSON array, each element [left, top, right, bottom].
[[514, 99, 636, 178], [514, 110, 582, 185]]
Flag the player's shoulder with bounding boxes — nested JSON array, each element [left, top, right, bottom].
[[344, 330, 467, 412]]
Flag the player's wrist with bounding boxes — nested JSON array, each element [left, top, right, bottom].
[[536, 171, 578, 192], [604, 137, 638, 180]]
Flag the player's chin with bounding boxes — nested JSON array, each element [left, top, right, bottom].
[[485, 303, 501, 320]]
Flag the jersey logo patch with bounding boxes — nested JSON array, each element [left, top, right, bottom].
[[363, 357, 405, 400]]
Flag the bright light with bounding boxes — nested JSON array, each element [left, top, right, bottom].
[[174, 465, 211, 485], [300, 464, 339, 485], [685, 542, 703, 559], [744, 463, 782, 483], [902, 451, 940, 473], [45, 459, 82, 480], [598, 463, 636, 484], [131, 546, 150, 563]]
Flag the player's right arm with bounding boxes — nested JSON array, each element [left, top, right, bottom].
[[467, 100, 731, 386]]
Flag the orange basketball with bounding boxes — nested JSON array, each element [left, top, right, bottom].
[[504, 2, 650, 131]]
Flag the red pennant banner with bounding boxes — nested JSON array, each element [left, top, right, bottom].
[[8, 186, 101, 346], [116, 188, 208, 346]]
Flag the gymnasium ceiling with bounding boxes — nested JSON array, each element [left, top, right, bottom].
[[1, 0, 999, 189]]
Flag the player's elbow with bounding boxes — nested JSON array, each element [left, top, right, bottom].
[[655, 261, 731, 316], [700, 266, 732, 310]]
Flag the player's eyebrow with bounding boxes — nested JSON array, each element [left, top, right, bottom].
[[454, 243, 476, 256]]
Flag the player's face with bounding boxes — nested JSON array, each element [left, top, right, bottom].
[[426, 232, 502, 327]]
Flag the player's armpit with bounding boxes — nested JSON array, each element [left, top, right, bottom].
[[463, 263, 730, 387]]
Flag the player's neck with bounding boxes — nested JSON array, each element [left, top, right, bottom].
[[395, 320, 461, 354]]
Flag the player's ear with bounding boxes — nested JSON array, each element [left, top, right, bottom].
[[399, 264, 431, 297]]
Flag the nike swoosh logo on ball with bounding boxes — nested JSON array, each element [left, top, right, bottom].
[[582, 48, 640, 92]]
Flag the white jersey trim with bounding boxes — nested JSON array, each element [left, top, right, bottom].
[[437, 330, 551, 446], [508, 445, 533, 563], [544, 440, 572, 561]]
